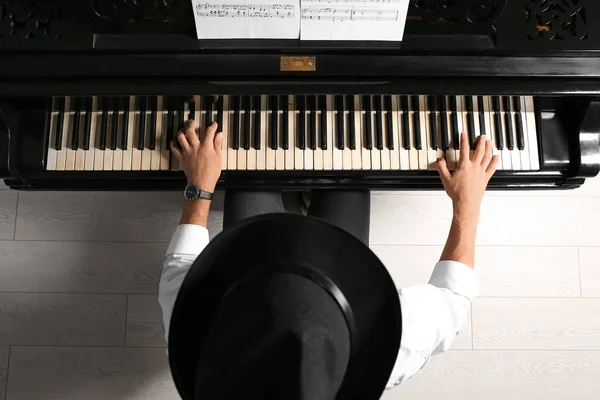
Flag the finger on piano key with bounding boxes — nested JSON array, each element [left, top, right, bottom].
[[266, 95, 276, 170], [459, 95, 471, 161], [64, 98, 76, 171], [483, 96, 501, 169], [324, 95, 334, 170], [229, 95, 239, 171], [352, 95, 363, 170], [188, 97, 196, 123], [379, 96, 391, 170], [465, 95, 476, 150], [46, 97, 61, 171], [524, 96, 540, 171], [514, 96, 530, 170], [333, 95, 344, 170], [256, 95, 266, 170], [418, 95, 429, 170], [423, 95, 437, 170], [276, 95, 287, 170], [406, 95, 419, 170], [319, 95, 328, 150], [84, 97, 99, 171], [150, 96, 162, 171], [313, 95, 324, 170], [285, 95, 295, 170], [202, 95, 212, 125], [112, 97, 124, 171], [237, 96, 249, 171], [247, 96, 257, 171], [434, 98, 445, 164], [216, 95, 224, 132], [342, 95, 352, 170], [221, 95, 231, 170], [74, 98, 87, 171], [294, 95, 304, 171], [395, 95, 409, 170]]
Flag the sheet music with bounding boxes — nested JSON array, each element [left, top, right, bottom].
[[192, 0, 300, 39], [300, 0, 410, 41]]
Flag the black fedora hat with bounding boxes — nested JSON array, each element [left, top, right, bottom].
[[168, 213, 402, 400]]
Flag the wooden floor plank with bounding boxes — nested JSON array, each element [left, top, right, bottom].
[[382, 350, 600, 400], [0, 241, 165, 294], [0, 293, 126, 346], [579, 247, 600, 298], [0, 191, 17, 240], [0, 347, 7, 400], [473, 298, 600, 350], [126, 295, 165, 347], [15, 192, 181, 242], [7, 346, 178, 400]]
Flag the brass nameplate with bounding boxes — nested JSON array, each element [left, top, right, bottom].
[[280, 56, 316, 72]]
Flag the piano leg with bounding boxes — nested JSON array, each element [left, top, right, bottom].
[[577, 101, 600, 178]]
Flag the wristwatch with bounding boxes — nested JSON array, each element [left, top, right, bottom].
[[183, 183, 213, 201]]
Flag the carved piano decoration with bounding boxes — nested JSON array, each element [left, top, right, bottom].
[[1, 0, 599, 190]]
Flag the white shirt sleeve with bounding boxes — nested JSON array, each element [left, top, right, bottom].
[[385, 260, 480, 390], [159, 224, 210, 342]]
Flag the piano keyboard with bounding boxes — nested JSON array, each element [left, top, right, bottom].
[[46, 95, 540, 172]]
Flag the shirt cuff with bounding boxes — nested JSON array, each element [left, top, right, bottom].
[[428, 260, 480, 301], [166, 224, 210, 256]]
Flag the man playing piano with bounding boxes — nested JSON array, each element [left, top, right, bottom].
[[159, 119, 499, 398]]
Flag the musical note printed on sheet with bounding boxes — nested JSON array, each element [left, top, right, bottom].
[[300, 0, 410, 41], [192, 0, 300, 39]]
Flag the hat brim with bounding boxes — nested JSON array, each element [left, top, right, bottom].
[[168, 213, 402, 400]]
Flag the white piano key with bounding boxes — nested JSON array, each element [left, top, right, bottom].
[[360, 96, 371, 170], [46, 98, 60, 171], [446, 96, 460, 170], [177, 101, 190, 171], [159, 97, 170, 171], [168, 100, 180, 171], [140, 106, 152, 171], [112, 108, 123, 171], [332, 96, 343, 170], [84, 97, 99, 171], [472, 95, 482, 137], [497, 98, 514, 170], [55, 97, 70, 171], [194, 95, 203, 135], [525, 96, 540, 171], [515, 96, 531, 170], [370, 97, 381, 171], [102, 106, 114, 171], [228, 97, 238, 171], [149, 96, 163, 171], [221, 96, 231, 170], [247, 97, 257, 171], [504, 97, 521, 170], [64, 101, 76, 171], [483, 96, 501, 168], [323, 96, 334, 170], [418, 95, 429, 170], [285, 95, 296, 170], [74, 104, 86, 171], [352, 95, 362, 170], [313, 98, 324, 171], [266, 97, 276, 171], [275, 97, 286, 171], [256, 95, 266, 170], [396, 96, 409, 171], [380, 97, 391, 171], [407, 96, 419, 170], [304, 103, 314, 170], [131, 98, 143, 171], [342, 97, 353, 170], [122, 97, 135, 171]]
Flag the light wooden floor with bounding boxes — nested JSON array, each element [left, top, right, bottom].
[[1, 178, 600, 400]]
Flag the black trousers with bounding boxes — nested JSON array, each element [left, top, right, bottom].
[[223, 190, 371, 244]]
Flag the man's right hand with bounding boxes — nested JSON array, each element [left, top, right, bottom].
[[436, 132, 500, 221]]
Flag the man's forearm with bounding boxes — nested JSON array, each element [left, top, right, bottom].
[[180, 200, 211, 228], [439, 206, 479, 269]]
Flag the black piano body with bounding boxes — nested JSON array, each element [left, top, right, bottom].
[[1, 0, 600, 191]]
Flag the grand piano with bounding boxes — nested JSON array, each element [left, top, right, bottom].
[[1, 0, 600, 190]]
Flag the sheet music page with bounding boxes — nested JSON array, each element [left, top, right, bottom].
[[300, 0, 410, 41], [192, 0, 300, 39]]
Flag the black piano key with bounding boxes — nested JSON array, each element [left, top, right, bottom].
[[280, 95, 288, 150], [363, 95, 373, 150], [438, 96, 449, 151], [54, 97, 65, 150], [427, 96, 438, 150], [148, 96, 157, 151], [319, 95, 327, 150], [121, 96, 129, 150], [216, 96, 224, 129], [110, 97, 120, 151], [83, 97, 92, 151], [232, 95, 240, 150], [465, 96, 476, 150], [269, 95, 278, 150], [347, 95, 356, 150], [308, 95, 317, 150], [478, 96, 486, 135], [136, 96, 146, 150], [513, 96, 526, 150], [335, 95, 344, 150], [503, 96, 514, 150], [401, 96, 410, 150], [492, 96, 504, 150], [374, 95, 383, 150], [71, 97, 81, 150], [188, 98, 195, 122], [298, 95, 306, 150], [410, 96, 422, 150], [242, 96, 251, 150], [384, 95, 394, 150], [450, 96, 460, 149], [253, 95, 261, 150], [204, 96, 213, 125], [99, 96, 109, 151]]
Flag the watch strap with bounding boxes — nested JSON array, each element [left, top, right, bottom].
[[198, 190, 214, 200]]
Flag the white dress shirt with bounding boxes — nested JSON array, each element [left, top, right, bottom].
[[159, 224, 479, 390]]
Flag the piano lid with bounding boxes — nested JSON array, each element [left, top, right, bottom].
[[0, 0, 599, 54]]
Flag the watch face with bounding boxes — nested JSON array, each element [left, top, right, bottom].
[[184, 184, 200, 200]]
